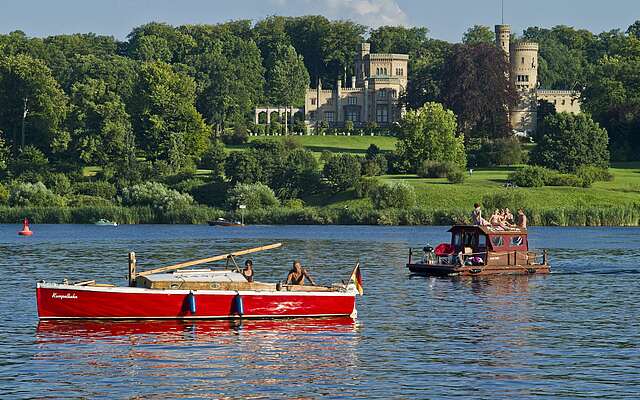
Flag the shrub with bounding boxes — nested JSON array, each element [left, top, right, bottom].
[[43, 173, 71, 196], [199, 140, 227, 181], [482, 190, 527, 213], [73, 181, 117, 199], [417, 160, 458, 178], [322, 154, 361, 193], [370, 182, 417, 209], [446, 168, 466, 184], [575, 165, 614, 187], [10, 145, 49, 177], [545, 172, 584, 187], [8, 182, 65, 207], [361, 159, 382, 176], [67, 195, 113, 207], [0, 183, 8, 204], [122, 182, 193, 210], [354, 177, 382, 198], [227, 182, 280, 210], [283, 198, 305, 209], [471, 137, 525, 167], [508, 165, 551, 187]]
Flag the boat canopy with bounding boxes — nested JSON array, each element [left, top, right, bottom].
[[447, 225, 528, 252]]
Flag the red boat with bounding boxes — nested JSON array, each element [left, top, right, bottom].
[[37, 243, 362, 320]]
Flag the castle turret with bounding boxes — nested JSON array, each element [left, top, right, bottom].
[[509, 41, 539, 134], [355, 43, 371, 85], [495, 24, 511, 56]]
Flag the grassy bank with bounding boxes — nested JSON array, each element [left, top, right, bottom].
[[2, 203, 639, 226]]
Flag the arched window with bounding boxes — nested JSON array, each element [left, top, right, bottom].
[[384, 68, 388, 75]]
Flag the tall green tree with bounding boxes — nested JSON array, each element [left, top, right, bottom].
[[396, 102, 466, 171], [67, 78, 132, 167], [369, 26, 429, 54], [440, 43, 517, 139], [462, 25, 494, 44], [321, 20, 366, 83], [267, 45, 310, 134], [0, 54, 69, 153], [530, 113, 609, 172], [130, 61, 209, 169]]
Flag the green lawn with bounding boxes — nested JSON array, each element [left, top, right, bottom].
[[227, 135, 397, 157], [306, 163, 640, 210]]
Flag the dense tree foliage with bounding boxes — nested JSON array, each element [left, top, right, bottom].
[[396, 102, 466, 171], [530, 113, 610, 172], [462, 25, 494, 44], [440, 43, 517, 139]]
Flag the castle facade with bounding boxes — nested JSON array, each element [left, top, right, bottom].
[[496, 24, 581, 134]]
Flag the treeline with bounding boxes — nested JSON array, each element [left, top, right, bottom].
[[0, 17, 639, 223]]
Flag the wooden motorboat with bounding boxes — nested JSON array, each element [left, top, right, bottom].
[[36, 243, 362, 320], [207, 218, 243, 227], [407, 225, 550, 277]]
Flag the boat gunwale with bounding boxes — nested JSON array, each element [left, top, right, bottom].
[[36, 282, 357, 297]]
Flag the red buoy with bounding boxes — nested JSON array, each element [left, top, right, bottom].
[[18, 217, 33, 236]]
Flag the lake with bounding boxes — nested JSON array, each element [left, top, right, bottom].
[[1, 224, 638, 399]]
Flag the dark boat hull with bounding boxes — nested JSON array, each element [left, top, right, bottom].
[[407, 262, 550, 277]]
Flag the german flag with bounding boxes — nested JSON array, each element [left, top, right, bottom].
[[350, 263, 363, 295]]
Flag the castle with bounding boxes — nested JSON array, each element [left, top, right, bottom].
[[254, 24, 580, 134], [496, 24, 581, 134], [254, 43, 408, 129]]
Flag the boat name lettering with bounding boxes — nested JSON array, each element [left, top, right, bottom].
[[52, 292, 78, 300]]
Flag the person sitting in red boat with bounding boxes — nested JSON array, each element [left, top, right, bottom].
[[242, 259, 254, 282], [286, 260, 316, 286]]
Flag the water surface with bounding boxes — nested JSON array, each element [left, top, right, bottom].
[[0, 224, 638, 398]]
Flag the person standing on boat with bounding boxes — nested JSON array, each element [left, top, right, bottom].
[[242, 259, 254, 282], [286, 260, 316, 286], [517, 209, 528, 230], [471, 203, 489, 226]]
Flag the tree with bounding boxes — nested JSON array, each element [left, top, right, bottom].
[[395, 102, 466, 171], [404, 39, 453, 109], [0, 54, 69, 153], [224, 151, 262, 184], [322, 153, 361, 193], [267, 45, 310, 134], [440, 43, 517, 139], [200, 140, 227, 182], [462, 25, 494, 45], [369, 26, 429, 54], [627, 20, 640, 39], [126, 22, 195, 64], [530, 113, 609, 172], [321, 21, 366, 83], [130, 61, 209, 168], [67, 78, 132, 167]]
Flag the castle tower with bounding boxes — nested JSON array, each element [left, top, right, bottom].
[[509, 41, 539, 133], [355, 43, 370, 85], [495, 25, 511, 56]]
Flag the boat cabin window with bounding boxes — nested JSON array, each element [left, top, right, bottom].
[[491, 236, 504, 247], [478, 234, 487, 249], [510, 236, 523, 246], [453, 232, 462, 248], [463, 232, 475, 247]]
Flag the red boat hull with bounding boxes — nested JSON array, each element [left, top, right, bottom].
[[36, 283, 356, 320]]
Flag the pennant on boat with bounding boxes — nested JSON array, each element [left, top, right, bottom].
[[350, 263, 363, 295]]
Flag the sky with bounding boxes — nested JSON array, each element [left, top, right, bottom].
[[1, 0, 639, 42]]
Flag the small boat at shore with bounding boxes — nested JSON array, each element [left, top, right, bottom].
[[407, 225, 550, 277], [95, 219, 117, 226], [36, 243, 362, 320], [208, 217, 243, 227]]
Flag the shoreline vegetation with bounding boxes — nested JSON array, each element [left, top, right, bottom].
[[2, 203, 639, 226]]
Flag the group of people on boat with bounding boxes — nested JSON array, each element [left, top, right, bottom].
[[240, 259, 315, 285], [471, 203, 527, 230]]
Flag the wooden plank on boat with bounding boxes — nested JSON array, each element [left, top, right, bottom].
[[137, 243, 283, 277]]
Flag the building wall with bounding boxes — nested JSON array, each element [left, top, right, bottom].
[[304, 44, 408, 127], [537, 90, 581, 114]]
